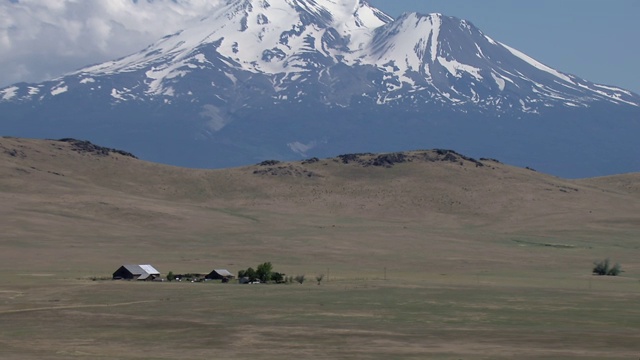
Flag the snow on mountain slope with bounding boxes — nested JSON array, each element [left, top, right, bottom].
[[73, 0, 389, 81], [365, 12, 638, 109], [1, 0, 640, 179], [2, 0, 638, 112]]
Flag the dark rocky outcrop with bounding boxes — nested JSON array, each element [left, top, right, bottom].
[[57, 138, 137, 159], [337, 153, 375, 164], [334, 150, 485, 168], [371, 153, 410, 168], [257, 160, 282, 166], [302, 157, 320, 165]]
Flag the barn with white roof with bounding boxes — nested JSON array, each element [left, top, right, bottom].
[[112, 264, 161, 281]]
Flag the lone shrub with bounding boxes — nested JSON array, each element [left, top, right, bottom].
[[316, 274, 324, 285], [593, 259, 622, 276], [608, 263, 622, 276], [294, 275, 306, 284], [167, 271, 175, 282]]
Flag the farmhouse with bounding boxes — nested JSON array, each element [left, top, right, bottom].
[[206, 269, 235, 282], [113, 264, 161, 281]]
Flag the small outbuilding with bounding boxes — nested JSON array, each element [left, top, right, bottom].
[[113, 264, 161, 281], [206, 269, 235, 281]]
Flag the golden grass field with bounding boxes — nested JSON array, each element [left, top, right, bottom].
[[1, 137, 639, 359]]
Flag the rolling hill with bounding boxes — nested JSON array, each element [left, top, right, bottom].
[[2, 136, 639, 278]]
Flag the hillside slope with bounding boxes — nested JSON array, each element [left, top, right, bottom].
[[1, 137, 639, 277]]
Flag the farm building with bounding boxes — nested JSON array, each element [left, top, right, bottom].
[[206, 269, 235, 281], [113, 264, 161, 281]]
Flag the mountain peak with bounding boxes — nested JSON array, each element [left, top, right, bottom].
[[68, 0, 391, 83], [1, 0, 639, 178], [2, 0, 638, 110]]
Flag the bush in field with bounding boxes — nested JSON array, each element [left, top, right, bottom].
[[593, 259, 622, 276], [295, 275, 306, 284], [607, 262, 622, 276], [167, 271, 175, 282], [315, 274, 324, 285]]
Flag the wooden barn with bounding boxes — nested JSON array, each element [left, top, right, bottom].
[[206, 269, 235, 282], [112, 264, 161, 281]]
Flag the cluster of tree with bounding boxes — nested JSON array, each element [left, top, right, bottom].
[[237, 262, 285, 283], [593, 259, 622, 276], [237, 262, 322, 285]]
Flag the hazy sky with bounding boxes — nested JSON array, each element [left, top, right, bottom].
[[1, 0, 638, 94]]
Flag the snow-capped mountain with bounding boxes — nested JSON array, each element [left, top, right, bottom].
[[1, 0, 639, 177]]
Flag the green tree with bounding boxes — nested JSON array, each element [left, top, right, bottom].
[[167, 271, 175, 282], [271, 272, 285, 283], [256, 262, 273, 283], [245, 267, 257, 282], [239, 267, 264, 282]]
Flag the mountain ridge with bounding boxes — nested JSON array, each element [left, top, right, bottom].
[[1, 0, 639, 178], [3, 2, 637, 110], [2, 136, 639, 226]]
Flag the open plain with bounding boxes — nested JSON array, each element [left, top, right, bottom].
[[1, 137, 639, 359]]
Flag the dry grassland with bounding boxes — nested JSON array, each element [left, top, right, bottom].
[[1, 137, 639, 359]]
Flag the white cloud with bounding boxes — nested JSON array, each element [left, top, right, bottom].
[[287, 140, 325, 157], [0, 0, 224, 87]]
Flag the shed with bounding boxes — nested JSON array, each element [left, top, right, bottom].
[[113, 264, 161, 281], [206, 269, 235, 281]]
